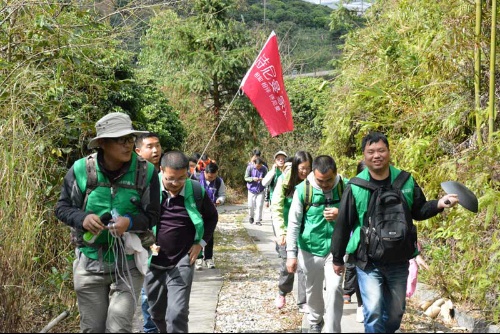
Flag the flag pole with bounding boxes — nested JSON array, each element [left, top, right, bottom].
[[197, 89, 241, 165]]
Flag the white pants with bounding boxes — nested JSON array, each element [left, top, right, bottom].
[[299, 249, 344, 333], [247, 190, 265, 222]]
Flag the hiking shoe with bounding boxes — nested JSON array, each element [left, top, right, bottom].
[[249, 217, 254, 224], [205, 259, 215, 269], [356, 306, 364, 323], [309, 320, 324, 333], [195, 259, 204, 270], [343, 294, 351, 304], [275, 295, 286, 309], [255, 221, 262, 226]]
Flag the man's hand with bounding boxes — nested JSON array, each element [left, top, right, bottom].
[[82, 214, 105, 235], [323, 207, 339, 222], [106, 216, 130, 237], [188, 244, 203, 265], [333, 264, 345, 276], [286, 258, 298, 274], [438, 194, 459, 209]]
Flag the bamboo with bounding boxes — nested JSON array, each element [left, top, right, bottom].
[[39, 310, 69, 333], [475, 0, 483, 147], [488, 0, 497, 142]]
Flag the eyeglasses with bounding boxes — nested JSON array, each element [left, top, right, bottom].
[[110, 135, 136, 145], [164, 178, 187, 185]]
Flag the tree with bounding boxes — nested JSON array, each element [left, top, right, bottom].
[[138, 0, 264, 187]]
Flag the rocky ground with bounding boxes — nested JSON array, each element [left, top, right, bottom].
[[213, 209, 469, 333]]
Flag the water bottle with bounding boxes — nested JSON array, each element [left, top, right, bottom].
[[83, 212, 112, 244]]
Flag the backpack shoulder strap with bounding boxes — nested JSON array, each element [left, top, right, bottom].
[[338, 176, 345, 197], [82, 153, 98, 210], [303, 179, 313, 213], [135, 155, 149, 195], [348, 176, 378, 191], [300, 179, 313, 234], [392, 170, 410, 190], [192, 180, 204, 212]]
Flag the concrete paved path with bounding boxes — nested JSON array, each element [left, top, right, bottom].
[[134, 203, 365, 333]]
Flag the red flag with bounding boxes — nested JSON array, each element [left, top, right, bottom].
[[240, 31, 294, 137]]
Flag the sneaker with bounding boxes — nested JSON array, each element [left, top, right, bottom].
[[195, 259, 204, 270], [275, 295, 286, 309], [309, 320, 324, 333], [205, 259, 215, 269], [356, 306, 364, 323], [255, 221, 262, 226], [343, 294, 351, 304], [249, 217, 254, 224], [298, 304, 309, 314]]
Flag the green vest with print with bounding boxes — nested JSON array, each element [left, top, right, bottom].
[[74, 153, 155, 262], [269, 169, 283, 201], [296, 177, 347, 257]]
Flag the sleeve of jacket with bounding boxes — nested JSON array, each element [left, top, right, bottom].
[[285, 189, 303, 260], [410, 180, 443, 220], [201, 194, 218, 244], [130, 172, 160, 231], [331, 185, 358, 266], [216, 178, 227, 205], [262, 166, 275, 187], [244, 165, 253, 183], [54, 165, 89, 231], [271, 176, 286, 237]]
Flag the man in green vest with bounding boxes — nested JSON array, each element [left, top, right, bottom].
[[331, 132, 459, 333], [55, 112, 161, 333], [144, 151, 218, 333], [286, 155, 348, 333]]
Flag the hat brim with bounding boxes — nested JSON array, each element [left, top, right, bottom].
[[441, 181, 478, 213], [88, 129, 149, 149], [274, 152, 288, 159]]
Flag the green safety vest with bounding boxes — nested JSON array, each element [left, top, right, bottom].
[[74, 153, 155, 262], [295, 177, 347, 257]]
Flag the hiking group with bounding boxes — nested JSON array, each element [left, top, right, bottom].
[[55, 112, 460, 333]]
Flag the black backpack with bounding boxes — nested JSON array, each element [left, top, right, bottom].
[[349, 171, 417, 263]]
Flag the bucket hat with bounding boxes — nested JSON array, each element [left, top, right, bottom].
[[274, 151, 288, 159], [441, 181, 478, 213], [88, 112, 148, 149]]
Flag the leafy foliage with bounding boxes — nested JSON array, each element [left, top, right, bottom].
[[0, 1, 183, 331], [241, 0, 339, 72], [322, 0, 500, 322]]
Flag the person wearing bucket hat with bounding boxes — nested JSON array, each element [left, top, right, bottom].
[[55, 112, 160, 333], [88, 112, 149, 149]]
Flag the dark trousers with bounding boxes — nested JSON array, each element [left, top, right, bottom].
[[145, 254, 194, 333], [344, 262, 363, 306], [204, 236, 214, 260], [277, 244, 306, 305]]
